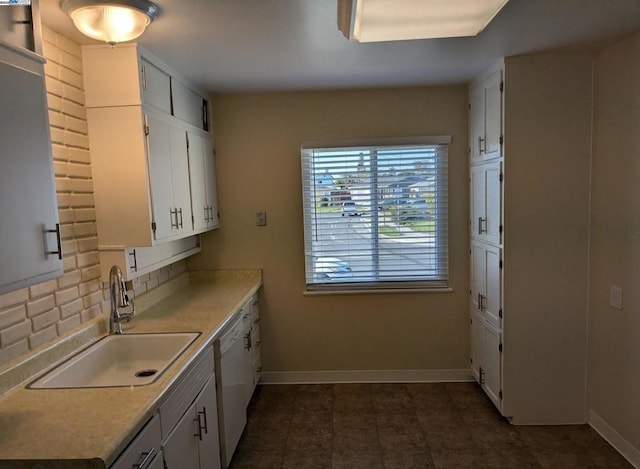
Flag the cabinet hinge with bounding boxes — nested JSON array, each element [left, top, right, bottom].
[[499, 172, 504, 182], [500, 81, 504, 92], [499, 225, 503, 234], [500, 135, 504, 145], [499, 309, 503, 318], [499, 390, 503, 399], [499, 260, 503, 269], [151, 221, 157, 232], [144, 125, 150, 136], [499, 343, 503, 353], [468, 103, 471, 110]]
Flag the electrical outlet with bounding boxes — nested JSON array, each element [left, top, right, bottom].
[[256, 211, 267, 226], [609, 286, 623, 310]]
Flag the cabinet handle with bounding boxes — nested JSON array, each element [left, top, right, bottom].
[[128, 249, 138, 272], [478, 217, 486, 234], [195, 407, 208, 440], [204, 206, 210, 223], [244, 332, 252, 351], [479, 136, 486, 154], [479, 367, 485, 386], [170, 208, 179, 228], [133, 447, 156, 469], [141, 65, 146, 91], [45, 223, 63, 260], [178, 208, 184, 228]]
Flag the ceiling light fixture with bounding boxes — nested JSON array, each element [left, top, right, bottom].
[[61, 0, 159, 45], [338, 0, 509, 43]]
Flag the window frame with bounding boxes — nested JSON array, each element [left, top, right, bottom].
[[301, 136, 451, 294]]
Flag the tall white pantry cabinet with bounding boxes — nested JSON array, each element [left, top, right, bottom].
[[469, 54, 592, 425]]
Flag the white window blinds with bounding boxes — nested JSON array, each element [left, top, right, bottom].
[[301, 136, 450, 291]]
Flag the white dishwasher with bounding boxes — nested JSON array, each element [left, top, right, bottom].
[[214, 314, 247, 468]]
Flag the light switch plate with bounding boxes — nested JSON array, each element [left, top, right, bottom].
[[609, 286, 623, 310], [256, 211, 267, 226]]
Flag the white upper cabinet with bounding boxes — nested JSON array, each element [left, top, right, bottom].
[[82, 44, 218, 276], [470, 67, 503, 164], [173, 79, 210, 131], [0, 34, 62, 295]]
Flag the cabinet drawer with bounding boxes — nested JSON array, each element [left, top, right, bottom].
[[159, 346, 214, 438], [110, 414, 162, 469], [140, 58, 171, 114], [172, 78, 207, 130]]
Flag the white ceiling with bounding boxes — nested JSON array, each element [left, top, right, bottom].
[[41, 0, 640, 94]]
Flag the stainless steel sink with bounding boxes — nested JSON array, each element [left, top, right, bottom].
[[29, 332, 200, 389]]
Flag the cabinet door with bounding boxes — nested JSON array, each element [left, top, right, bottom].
[[482, 323, 502, 411], [0, 59, 62, 295], [172, 79, 205, 129], [469, 84, 485, 163], [195, 376, 221, 469], [163, 403, 200, 469], [187, 132, 219, 232], [470, 161, 502, 245], [471, 240, 502, 330], [242, 304, 255, 406], [483, 70, 503, 160], [168, 126, 192, 236], [140, 58, 171, 114], [470, 309, 483, 383], [146, 114, 175, 242]]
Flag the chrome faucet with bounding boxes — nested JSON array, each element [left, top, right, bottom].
[[109, 265, 135, 334]]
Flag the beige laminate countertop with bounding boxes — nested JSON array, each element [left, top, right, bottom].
[[0, 270, 262, 469]]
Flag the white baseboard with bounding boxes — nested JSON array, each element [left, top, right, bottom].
[[589, 410, 640, 468], [260, 369, 473, 384]]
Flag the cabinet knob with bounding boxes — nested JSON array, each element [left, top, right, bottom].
[[133, 447, 156, 469]]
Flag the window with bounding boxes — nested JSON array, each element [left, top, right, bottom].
[[301, 136, 450, 292]]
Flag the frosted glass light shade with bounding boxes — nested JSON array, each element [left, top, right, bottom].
[[62, 0, 159, 45], [338, 0, 510, 42]]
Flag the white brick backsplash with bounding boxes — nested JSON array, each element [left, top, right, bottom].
[[63, 131, 90, 149], [59, 298, 83, 319], [77, 238, 98, 253], [57, 208, 74, 224], [67, 163, 92, 179], [29, 325, 58, 349], [49, 127, 65, 145], [57, 271, 82, 289], [57, 315, 81, 335], [26, 296, 55, 318], [63, 256, 77, 273], [47, 94, 64, 112], [81, 304, 102, 323], [64, 85, 85, 106], [51, 143, 67, 161], [0, 321, 31, 347], [45, 75, 64, 97], [82, 291, 103, 309], [73, 222, 98, 237], [67, 148, 90, 164], [41, 39, 60, 64], [81, 265, 102, 283], [55, 178, 73, 193], [56, 33, 82, 58], [65, 115, 88, 134], [62, 100, 86, 120], [60, 224, 75, 240], [77, 252, 99, 269], [0, 289, 28, 309], [55, 286, 79, 306], [48, 110, 65, 128], [61, 239, 78, 256], [0, 305, 27, 329], [71, 179, 94, 193], [75, 209, 96, 223], [29, 279, 58, 298], [44, 60, 60, 80], [78, 280, 99, 297], [57, 193, 72, 208], [31, 309, 59, 332], [61, 51, 82, 74]]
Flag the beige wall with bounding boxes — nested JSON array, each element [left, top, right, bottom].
[[589, 34, 640, 449], [189, 86, 470, 373]]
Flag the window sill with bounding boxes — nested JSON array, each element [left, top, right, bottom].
[[303, 287, 453, 296]]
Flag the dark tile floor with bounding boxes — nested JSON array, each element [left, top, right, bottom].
[[230, 382, 632, 469]]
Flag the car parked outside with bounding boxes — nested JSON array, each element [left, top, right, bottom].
[[313, 257, 352, 280], [341, 201, 360, 216]]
